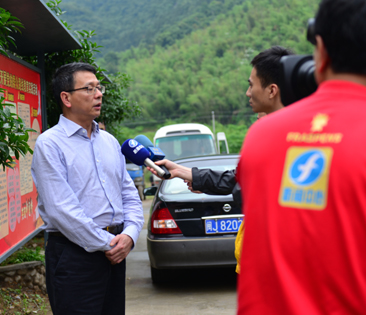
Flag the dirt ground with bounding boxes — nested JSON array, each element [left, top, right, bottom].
[[0, 233, 52, 315], [0, 284, 52, 315]]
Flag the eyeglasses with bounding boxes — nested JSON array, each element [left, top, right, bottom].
[[65, 85, 105, 95]]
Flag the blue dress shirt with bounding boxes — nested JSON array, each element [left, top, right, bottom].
[[31, 115, 144, 252]]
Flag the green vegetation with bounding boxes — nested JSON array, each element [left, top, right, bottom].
[[22, 0, 141, 129], [119, 0, 318, 124], [2, 0, 321, 154], [41, 0, 320, 152], [0, 236, 49, 313], [0, 247, 44, 266], [105, 0, 319, 151], [0, 89, 35, 171], [99, 73, 140, 126], [0, 8, 23, 56], [0, 10, 34, 171], [0, 287, 49, 314], [59, 0, 247, 60]]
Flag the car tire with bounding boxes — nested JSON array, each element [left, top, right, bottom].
[[150, 267, 167, 284]]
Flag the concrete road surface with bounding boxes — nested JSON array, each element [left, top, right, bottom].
[[125, 198, 238, 315]]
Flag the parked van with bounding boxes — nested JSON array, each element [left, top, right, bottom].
[[154, 123, 229, 160]]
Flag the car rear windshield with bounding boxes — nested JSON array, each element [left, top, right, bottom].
[[162, 162, 237, 195], [155, 134, 216, 160]]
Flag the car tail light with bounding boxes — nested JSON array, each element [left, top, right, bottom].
[[151, 207, 182, 234]]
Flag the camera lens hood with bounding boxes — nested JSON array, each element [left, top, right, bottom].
[[279, 54, 318, 106]]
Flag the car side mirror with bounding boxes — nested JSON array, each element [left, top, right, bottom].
[[144, 186, 157, 196]]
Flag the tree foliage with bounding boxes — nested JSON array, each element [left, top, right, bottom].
[[60, 0, 247, 60], [0, 10, 34, 170], [0, 8, 23, 57], [57, 0, 320, 152], [23, 0, 140, 129], [0, 89, 35, 170], [100, 73, 140, 126], [115, 0, 318, 125]]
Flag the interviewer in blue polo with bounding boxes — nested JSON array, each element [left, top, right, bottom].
[[31, 62, 144, 315]]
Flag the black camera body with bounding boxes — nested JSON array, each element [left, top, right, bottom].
[[278, 18, 318, 106], [279, 54, 317, 106]]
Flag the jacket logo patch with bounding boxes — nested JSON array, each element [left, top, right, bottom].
[[311, 113, 329, 132], [279, 147, 333, 210]]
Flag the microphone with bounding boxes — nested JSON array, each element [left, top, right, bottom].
[[134, 135, 171, 179], [121, 139, 167, 178]]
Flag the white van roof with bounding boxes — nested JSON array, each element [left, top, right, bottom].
[[154, 123, 213, 142]]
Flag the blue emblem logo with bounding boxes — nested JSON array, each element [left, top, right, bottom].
[[279, 147, 333, 210], [289, 150, 325, 186], [128, 139, 138, 148]]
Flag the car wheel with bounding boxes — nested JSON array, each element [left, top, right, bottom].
[[150, 267, 166, 284]]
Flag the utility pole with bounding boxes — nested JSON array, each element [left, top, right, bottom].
[[212, 111, 215, 140]]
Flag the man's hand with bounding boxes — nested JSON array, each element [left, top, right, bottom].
[[105, 234, 133, 265], [146, 159, 193, 181], [184, 180, 203, 194]]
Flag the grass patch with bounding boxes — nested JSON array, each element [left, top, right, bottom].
[[0, 286, 50, 314], [0, 247, 44, 267]]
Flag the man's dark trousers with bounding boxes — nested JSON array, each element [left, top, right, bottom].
[[46, 234, 126, 315]]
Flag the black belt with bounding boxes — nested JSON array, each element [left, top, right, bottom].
[[48, 231, 65, 238], [48, 223, 124, 238], [102, 223, 124, 235]]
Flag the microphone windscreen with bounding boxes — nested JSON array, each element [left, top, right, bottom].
[[121, 139, 150, 166], [134, 135, 154, 147], [135, 134, 165, 161]]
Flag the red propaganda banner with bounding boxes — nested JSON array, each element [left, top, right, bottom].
[[0, 54, 43, 260]]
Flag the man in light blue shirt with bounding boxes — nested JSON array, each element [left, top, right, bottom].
[[31, 62, 144, 315]]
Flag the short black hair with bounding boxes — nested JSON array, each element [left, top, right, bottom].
[[315, 0, 366, 75], [251, 46, 294, 88], [52, 62, 97, 109]]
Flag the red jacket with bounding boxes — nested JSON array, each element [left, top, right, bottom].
[[237, 80, 366, 315]]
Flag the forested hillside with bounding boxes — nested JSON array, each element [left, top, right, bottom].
[[58, 0, 246, 56], [52, 0, 320, 152], [118, 0, 319, 127]]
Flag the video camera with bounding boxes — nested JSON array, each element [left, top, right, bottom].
[[279, 18, 318, 106]]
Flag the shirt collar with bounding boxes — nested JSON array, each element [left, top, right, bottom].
[[317, 79, 366, 96], [58, 115, 99, 137], [93, 121, 100, 133]]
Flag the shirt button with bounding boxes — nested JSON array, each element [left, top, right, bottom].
[[85, 247, 88, 250], [113, 218, 115, 222], [96, 160, 99, 163], [83, 130, 85, 133], [102, 180, 105, 183]]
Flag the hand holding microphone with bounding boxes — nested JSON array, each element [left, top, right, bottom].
[[147, 159, 193, 181], [134, 135, 171, 179], [121, 139, 170, 179]]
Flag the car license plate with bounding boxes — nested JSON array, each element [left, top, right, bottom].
[[204, 217, 243, 234]]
